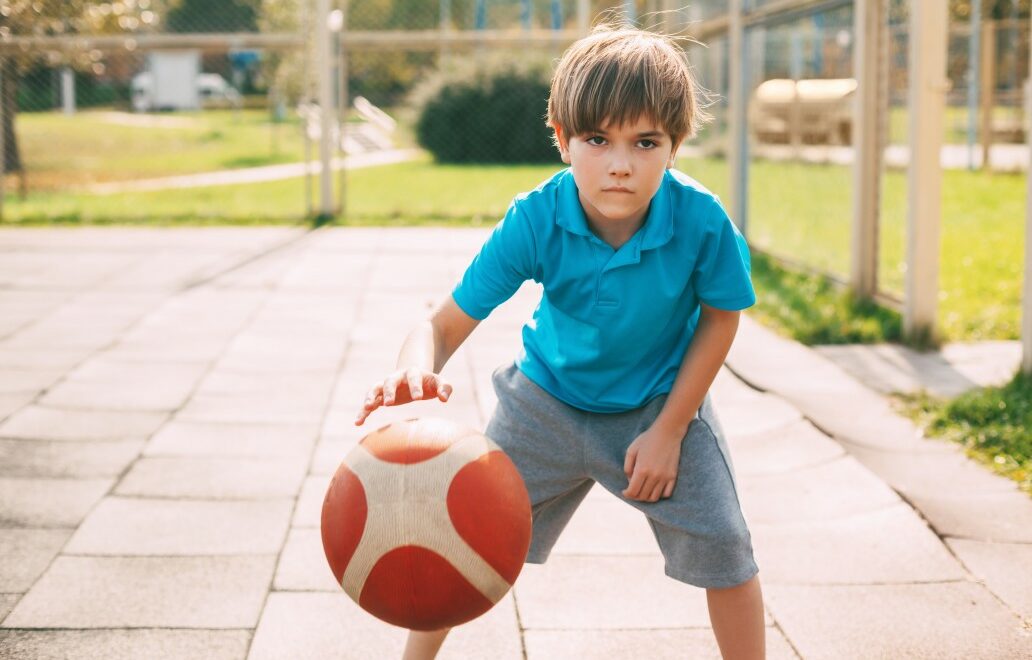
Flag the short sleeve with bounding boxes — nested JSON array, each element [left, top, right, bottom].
[[452, 201, 537, 320], [691, 202, 756, 310]]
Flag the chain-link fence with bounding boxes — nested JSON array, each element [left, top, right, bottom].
[[1, 0, 314, 223], [1, 1, 1027, 339]]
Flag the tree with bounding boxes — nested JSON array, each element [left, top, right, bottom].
[[167, 0, 260, 33], [0, 1, 157, 176]]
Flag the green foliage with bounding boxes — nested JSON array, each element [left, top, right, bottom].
[[898, 373, 1032, 494], [748, 251, 903, 345], [413, 58, 559, 164]]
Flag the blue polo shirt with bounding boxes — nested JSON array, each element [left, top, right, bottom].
[[452, 168, 755, 413]]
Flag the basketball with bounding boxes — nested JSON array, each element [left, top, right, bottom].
[[320, 417, 532, 631]]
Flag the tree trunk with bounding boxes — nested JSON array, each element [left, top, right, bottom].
[[3, 58, 22, 174]]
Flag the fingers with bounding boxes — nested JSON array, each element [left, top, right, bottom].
[[406, 368, 423, 400], [623, 446, 636, 480], [355, 370, 454, 426]]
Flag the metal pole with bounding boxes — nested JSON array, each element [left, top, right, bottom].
[[302, 0, 313, 217], [0, 58, 5, 223], [851, 0, 885, 299], [967, 0, 982, 170], [904, 0, 948, 345], [728, 0, 749, 235], [1023, 15, 1032, 374], [577, 0, 589, 33], [316, 0, 335, 220], [336, 2, 348, 218]]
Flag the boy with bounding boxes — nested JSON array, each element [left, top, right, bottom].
[[356, 25, 765, 660]]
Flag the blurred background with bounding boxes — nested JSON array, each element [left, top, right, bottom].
[[0, 0, 1027, 342]]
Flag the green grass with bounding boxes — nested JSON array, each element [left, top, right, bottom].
[[1, 153, 1023, 342], [15, 109, 305, 189], [896, 372, 1032, 495], [749, 251, 902, 344]]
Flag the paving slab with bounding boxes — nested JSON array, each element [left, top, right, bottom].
[[177, 393, 329, 425], [145, 420, 316, 458], [842, 439, 1019, 497], [724, 420, 845, 477], [0, 347, 91, 370], [905, 491, 1032, 543], [0, 393, 34, 422], [115, 455, 308, 499], [0, 477, 112, 528], [310, 438, 358, 475], [815, 341, 1021, 398], [66, 497, 292, 555], [737, 456, 901, 524], [549, 494, 662, 557], [751, 504, 964, 585], [765, 581, 1032, 659], [40, 362, 206, 411], [247, 591, 523, 660], [524, 627, 800, 660], [0, 594, 16, 622], [0, 407, 167, 442], [292, 475, 332, 528], [273, 528, 337, 592], [0, 629, 251, 660], [0, 439, 142, 478], [514, 556, 713, 629], [710, 392, 803, 440], [2, 555, 275, 628], [0, 368, 63, 394], [946, 538, 1032, 620], [0, 529, 72, 592]]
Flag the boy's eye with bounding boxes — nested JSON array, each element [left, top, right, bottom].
[[638, 139, 658, 149], [586, 136, 606, 146]]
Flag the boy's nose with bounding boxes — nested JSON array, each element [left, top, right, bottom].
[[608, 153, 631, 177]]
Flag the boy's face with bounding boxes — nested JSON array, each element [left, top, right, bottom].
[[555, 116, 680, 232]]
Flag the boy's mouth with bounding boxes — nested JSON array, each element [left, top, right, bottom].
[[602, 186, 633, 193]]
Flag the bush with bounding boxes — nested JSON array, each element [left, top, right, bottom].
[[412, 57, 559, 164]]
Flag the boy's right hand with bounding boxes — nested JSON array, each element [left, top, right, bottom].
[[355, 368, 453, 426]]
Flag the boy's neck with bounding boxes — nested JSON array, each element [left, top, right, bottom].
[[580, 193, 650, 251]]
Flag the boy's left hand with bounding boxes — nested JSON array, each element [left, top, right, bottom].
[[622, 424, 685, 502]]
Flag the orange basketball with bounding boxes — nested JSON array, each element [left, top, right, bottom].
[[320, 417, 532, 631]]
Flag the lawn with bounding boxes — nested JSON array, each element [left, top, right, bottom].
[[14, 109, 306, 190], [0, 153, 1024, 342]]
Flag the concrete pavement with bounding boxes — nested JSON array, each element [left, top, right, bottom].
[[0, 227, 1029, 659]]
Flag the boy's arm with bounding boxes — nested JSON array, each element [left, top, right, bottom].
[[623, 303, 740, 502], [355, 296, 480, 425]]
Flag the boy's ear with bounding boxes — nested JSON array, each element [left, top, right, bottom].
[[553, 124, 572, 165]]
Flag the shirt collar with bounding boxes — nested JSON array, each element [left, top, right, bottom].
[[555, 168, 674, 251]]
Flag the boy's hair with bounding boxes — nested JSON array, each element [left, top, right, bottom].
[[547, 24, 708, 148]]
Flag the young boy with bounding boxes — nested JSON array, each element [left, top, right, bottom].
[[356, 25, 765, 660]]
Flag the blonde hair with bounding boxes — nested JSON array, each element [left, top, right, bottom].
[[547, 24, 708, 148]]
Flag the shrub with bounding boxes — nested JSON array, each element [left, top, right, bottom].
[[412, 56, 559, 164]]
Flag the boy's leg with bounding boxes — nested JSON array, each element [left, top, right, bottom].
[[706, 575, 765, 660], [402, 628, 451, 660]]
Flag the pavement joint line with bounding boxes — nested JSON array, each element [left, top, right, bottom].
[[1, 240, 315, 621], [724, 352, 1032, 628], [181, 226, 317, 292], [242, 229, 379, 660]]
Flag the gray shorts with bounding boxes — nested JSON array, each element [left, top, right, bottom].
[[486, 363, 758, 589]]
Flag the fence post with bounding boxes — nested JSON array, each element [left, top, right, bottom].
[[904, 0, 948, 345], [333, 3, 347, 218], [1023, 15, 1032, 375], [980, 20, 996, 170], [967, 0, 981, 170], [728, 0, 748, 235], [316, 0, 335, 220], [0, 57, 5, 224], [851, 0, 885, 299]]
